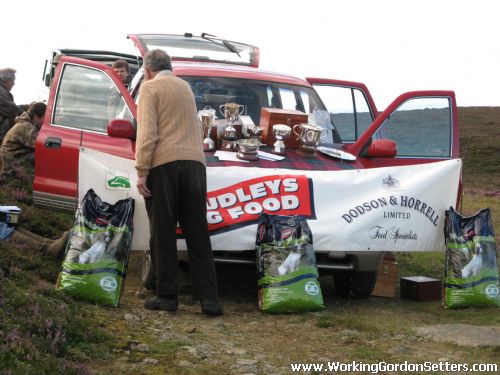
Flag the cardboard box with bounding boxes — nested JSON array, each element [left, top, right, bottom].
[[259, 108, 308, 149], [371, 255, 399, 298], [0, 206, 21, 225], [400, 276, 441, 301]]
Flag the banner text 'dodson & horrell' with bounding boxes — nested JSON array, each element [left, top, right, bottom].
[[206, 175, 314, 233], [341, 195, 439, 226]]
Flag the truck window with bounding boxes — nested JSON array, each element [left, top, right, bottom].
[[182, 77, 326, 127], [312, 85, 373, 142], [53, 64, 132, 133], [373, 97, 452, 158]]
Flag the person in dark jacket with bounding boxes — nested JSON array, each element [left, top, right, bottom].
[[0, 68, 25, 144], [0, 102, 46, 179]]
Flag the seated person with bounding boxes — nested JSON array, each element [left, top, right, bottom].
[[0, 102, 46, 179]]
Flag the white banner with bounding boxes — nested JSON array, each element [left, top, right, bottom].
[[79, 147, 462, 252]]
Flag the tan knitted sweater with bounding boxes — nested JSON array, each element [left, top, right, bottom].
[[135, 72, 205, 177]]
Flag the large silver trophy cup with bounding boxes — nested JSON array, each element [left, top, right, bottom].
[[198, 107, 216, 152], [219, 102, 244, 151]]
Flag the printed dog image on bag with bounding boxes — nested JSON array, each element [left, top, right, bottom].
[[57, 189, 134, 307], [256, 213, 324, 313], [443, 207, 500, 309]]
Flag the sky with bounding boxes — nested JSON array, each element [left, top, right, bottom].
[[2, 0, 499, 109]]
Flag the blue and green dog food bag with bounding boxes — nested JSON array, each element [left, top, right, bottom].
[[443, 207, 500, 308], [57, 189, 134, 307], [256, 213, 324, 313]]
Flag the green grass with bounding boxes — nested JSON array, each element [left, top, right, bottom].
[[458, 107, 500, 191], [150, 340, 191, 355], [0, 241, 114, 373]]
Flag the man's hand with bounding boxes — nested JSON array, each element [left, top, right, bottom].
[[137, 176, 152, 197]]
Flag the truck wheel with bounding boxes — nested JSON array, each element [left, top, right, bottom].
[[333, 271, 377, 298], [141, 250, 155, 290]]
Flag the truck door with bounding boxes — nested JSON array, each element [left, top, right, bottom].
[[349, 91, 459, 169], [308, 78, 458, 164], [306, 78, 379, 143], [34, 57, 136, 212]]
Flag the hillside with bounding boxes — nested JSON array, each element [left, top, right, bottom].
[[1, 107, 499, 374]]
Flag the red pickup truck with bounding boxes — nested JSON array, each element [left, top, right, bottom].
[[34, 33, 459, 298]]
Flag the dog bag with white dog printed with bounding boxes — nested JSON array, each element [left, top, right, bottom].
[[256, 213, 324, 313], [443, 207, 500, 308], [57, 189, 134, 307]]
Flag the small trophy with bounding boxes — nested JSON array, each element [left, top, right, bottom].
[[271, 124, 291, 155], [198, 107, 216, 152], [293, 123, 327, 158], [236, 138, 261, 161], [219, 102, 244, 151], [247, 124, 263, 141]]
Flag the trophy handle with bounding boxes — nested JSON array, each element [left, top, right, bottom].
[[238, 105, 245, 115], [320, 127, 328, 139], [219, 104, 227, 118], [292, 124, 302, 137]]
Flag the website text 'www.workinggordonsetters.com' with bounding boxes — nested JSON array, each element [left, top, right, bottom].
[[290, 360, 498, 373]]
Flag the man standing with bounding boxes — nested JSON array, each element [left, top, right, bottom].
[[135, 49, 222, 316], [0, 101, 46, 179], [0, 68, 25, 144]]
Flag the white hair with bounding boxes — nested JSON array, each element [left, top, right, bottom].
[[0, 68, 16, 82]]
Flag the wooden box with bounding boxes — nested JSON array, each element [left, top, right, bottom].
[[371, 254, 399, 298], [259, 108, 308, 149], [400, 276, 441, 301]]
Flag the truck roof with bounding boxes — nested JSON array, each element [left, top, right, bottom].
[[172, 61, 311, 87]]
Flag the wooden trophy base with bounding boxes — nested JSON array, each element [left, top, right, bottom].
[[296, 145, 317, 158], [237, 149, 258, 161]]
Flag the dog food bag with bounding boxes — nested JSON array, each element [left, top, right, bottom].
[[57, 189, 134, 307], [443, 207, 500, 308], [256, 213, 324, 313]]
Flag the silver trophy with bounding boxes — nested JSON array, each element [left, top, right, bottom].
[[198, 107, 216, 152], [219, 102, 244, 151], [272, 124, 292, 155], [236, 138, 262, 161], [247, 124, 263, 141], [293, 123, 328, 158]]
